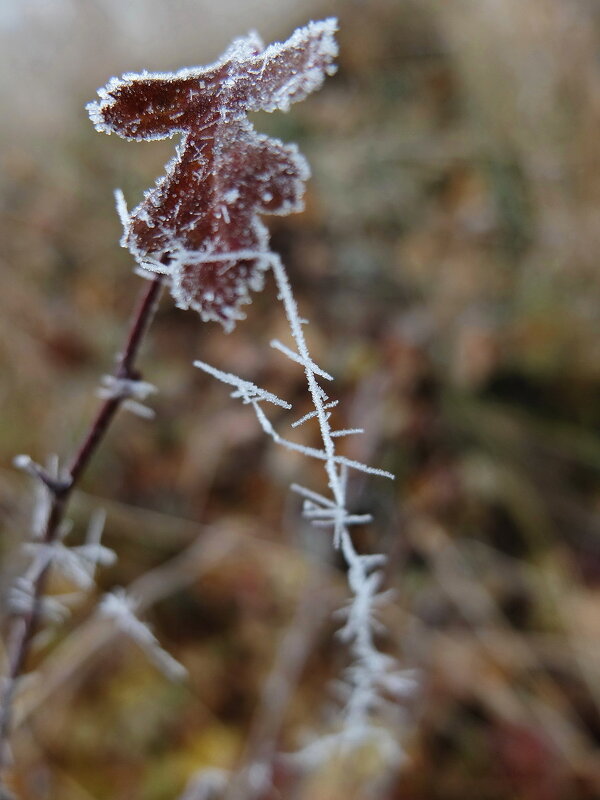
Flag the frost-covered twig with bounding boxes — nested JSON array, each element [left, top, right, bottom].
[[11, 524, 237, 736], [196, 253, 415, 773], [0, 275, 163, 775], [273, 254, 415, 763]]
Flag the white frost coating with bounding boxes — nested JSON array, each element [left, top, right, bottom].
[[196, 253, 412, 770], [23, 532, 115, 591], [86, 24, 337, 331], [114, 188, 129, 230], [86, 19, 338, 138], [99, 589, 187, 681], [97, 374, 158, 418], [164, 221, 273, 333], [8, 577, 78, 624], [222, 189, 240, 204], [291, 400, 338, 428], [270, 338, 333, 381], [87, 20, 336, 330], [19, 505, 113, 590], [6, 478, 113, 630], [215, 380, 394, 479], [13, 454, 33, 471], [178, 768, 229, 800], [243, 19, 339, 114], [330, 427, 365, 438], [194, 360, 291, 409]]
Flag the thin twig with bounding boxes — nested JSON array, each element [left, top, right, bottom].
[[0, 275, 163, 773]]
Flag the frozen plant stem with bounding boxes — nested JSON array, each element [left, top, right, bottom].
[[196, 254, 410, 782], [0, 274, 163, 773]]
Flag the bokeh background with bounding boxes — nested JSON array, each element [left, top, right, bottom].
[[2, 0, 600, 798]]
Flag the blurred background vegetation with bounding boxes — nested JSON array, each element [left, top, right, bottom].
[[1, 0, 600, 798]]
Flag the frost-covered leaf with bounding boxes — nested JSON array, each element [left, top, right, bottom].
[[87, 19, 337, 330]]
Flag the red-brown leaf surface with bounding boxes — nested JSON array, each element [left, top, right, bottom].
[[87, 20, 337, 330]]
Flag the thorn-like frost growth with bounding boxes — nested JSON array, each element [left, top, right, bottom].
[[270, 338, 333, 381], [199, 252, 410, 771], [194, 360, 291, 409], [99, 589, 187, 681], [97, 374, 158, 418], [291, 400, 338, 428], [22, 507, 115, 592]]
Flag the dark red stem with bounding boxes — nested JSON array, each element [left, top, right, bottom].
[[0, 275, 163, 773]]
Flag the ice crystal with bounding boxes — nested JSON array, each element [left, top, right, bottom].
[[87, 19, 338, 330], [19, 507, 114, 598], [4, 489, 112, 632], [97, 374, 158, 418], [99, 589, 187, 681]]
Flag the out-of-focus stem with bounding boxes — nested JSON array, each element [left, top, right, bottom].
[[0, 275, 163, 777]]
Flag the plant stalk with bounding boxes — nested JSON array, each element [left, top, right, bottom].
[[0, 274, 163, 775]]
